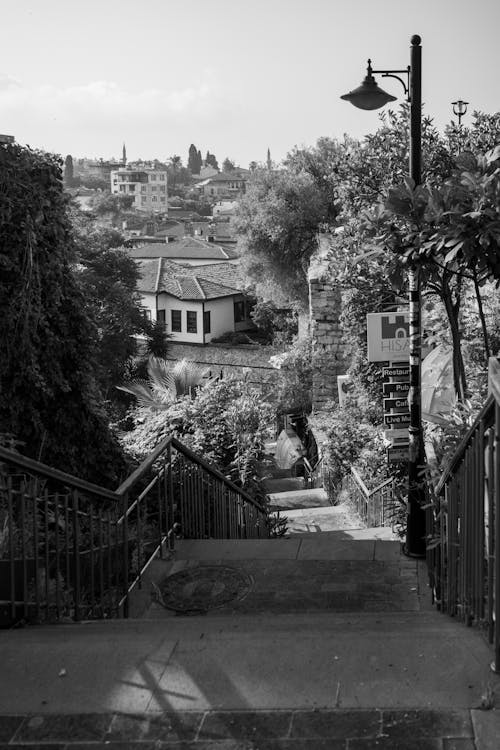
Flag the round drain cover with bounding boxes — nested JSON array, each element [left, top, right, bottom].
[[158, 565, 253, 613]]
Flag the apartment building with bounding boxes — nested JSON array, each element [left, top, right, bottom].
[[110, 166, 168, 212]]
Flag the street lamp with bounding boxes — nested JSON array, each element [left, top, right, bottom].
[[452, 99, 469, 127], [341, 34, 426, 557]]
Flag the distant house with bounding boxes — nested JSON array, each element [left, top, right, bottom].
[[136, 259, 254, 344], [110, 165, 168, 212], [194, 171, 248, 199], [128, 237, 239, 266]]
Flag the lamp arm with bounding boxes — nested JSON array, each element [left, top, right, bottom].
[[372, 67, 410, 99]]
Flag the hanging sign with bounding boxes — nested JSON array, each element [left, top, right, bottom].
[[367, 312, 410, 362]]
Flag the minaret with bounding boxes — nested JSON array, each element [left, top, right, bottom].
[[266, 147, 272, 171], [122, 142, 127, 166]]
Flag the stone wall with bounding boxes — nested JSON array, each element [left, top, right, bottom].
[[165, 342, 280, 393], [308, 234, 347, 413]]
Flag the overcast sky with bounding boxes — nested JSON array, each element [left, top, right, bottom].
[[1, 0, 498, 167]]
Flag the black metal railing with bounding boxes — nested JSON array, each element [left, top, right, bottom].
[[0, 437, 269, 627], [346, 468, 395, 528], [428, 359, 500, 672]]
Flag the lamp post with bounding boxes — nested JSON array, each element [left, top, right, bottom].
[[341, 34, 426, 557]]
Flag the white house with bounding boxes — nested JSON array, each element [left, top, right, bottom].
[[136, 258, 254, 344], [110, 166, 168, 212]]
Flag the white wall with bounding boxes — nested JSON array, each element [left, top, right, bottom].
[[204, 297, 235, 341], [156, 294, 204, 344], [139, 292, 252, 344]]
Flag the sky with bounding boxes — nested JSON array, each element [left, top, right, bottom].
[[1, 0, 499, 167]]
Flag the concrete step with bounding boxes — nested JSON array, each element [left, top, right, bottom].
[[280, 503, 369, 534], [264, 477, 306, 494], [267, 486, 329, 510], [0, 611, 496, 716]]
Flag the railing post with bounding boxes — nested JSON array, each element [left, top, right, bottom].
[[72, 490, 81, 622], [494, 403, 500, 672], [122, 492, 129, 618]]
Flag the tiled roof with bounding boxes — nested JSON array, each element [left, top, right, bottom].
[[187, 262, 246, 290], [127, 237, 238, 260], [136, 258, 244, 300]]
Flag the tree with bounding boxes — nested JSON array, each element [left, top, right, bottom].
[[63, 154, 74, 186], [205, 151, 219, 170], [235, 169, 330, 308], [222, 157, 236, 173], [188, 144, 201, 174], [70, 206, 153, 396], [0, 144, 126, 486], [168, 154, 182, 190]]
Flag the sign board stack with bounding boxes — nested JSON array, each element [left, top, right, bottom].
[[366, 312, 410, 465]]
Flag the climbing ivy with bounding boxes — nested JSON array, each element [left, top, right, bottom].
[[0, 144, 126, 487]]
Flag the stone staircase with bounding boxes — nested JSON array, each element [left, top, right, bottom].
[[3, 527, 499, 748]]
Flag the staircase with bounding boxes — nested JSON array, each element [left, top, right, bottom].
[[1, 443, 500, 748]]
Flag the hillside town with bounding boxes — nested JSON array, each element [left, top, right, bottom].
[[1, 3, 500, 748]]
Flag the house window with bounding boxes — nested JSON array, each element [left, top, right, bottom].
[[157, 309, 166, 326], [203, 310, 211, 334], [141, 185, 146, 192], [171, 309, 181, 332], [160, 197, 166, 203], [141, 196, 146, 203], [129, 185, 135, 192], [152, 196, 157, 202], [160, 185, 166, 192], [160, 173, 165, 180], [140, 307, 151, 320], [119, 185, 126, 192], [150, 174, 157, 181], [186, 311, 197, 333], [151, 186, 157, 192], [234, 300, 245, 323]]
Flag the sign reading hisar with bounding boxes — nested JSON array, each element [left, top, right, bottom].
[[367, 312, 410, 362]]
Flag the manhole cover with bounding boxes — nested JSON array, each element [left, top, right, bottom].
[[157, 565, 253, 613]]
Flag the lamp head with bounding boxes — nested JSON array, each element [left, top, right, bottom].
[[452, 100, 469, 117], [341, 60, 397, 111]]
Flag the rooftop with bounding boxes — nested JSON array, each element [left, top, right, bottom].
[[128, 237, 238, 261], [136, 258, 243, 301]]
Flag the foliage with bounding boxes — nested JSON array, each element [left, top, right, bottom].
[[188, 144, 202, 174], [205, 151, 219, 170], [118, 357, 209, 409], [269, 335, 313, 414], [63, 155, 74, 186], [235, 169, 330, 308], [142, 318, 171, 359], [222, 158, 236, 173], [250, 300, 298, 345], [70, 207, 150, 395], [89, 192, 135, 217], [0, 144, 126, 486], [120, 376, 273, 495], [320, 397, 388, 503]]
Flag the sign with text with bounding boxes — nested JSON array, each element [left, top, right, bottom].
[[384, 397, 409, 412], [383, 381, 410, 396], [382, 365, 410, 380], [367, 312, 410, 362], [384, 413, 411, 426]]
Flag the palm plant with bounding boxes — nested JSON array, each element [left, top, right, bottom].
[[117, 357, 209, 409]]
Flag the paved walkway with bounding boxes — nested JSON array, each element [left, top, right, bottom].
[[1, 534, 499, 748]]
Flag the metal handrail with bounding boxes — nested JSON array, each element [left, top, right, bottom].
[[0, 434, 270, 627]]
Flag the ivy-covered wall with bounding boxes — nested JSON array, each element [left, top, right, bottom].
[[308, 234, 347, 412]]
